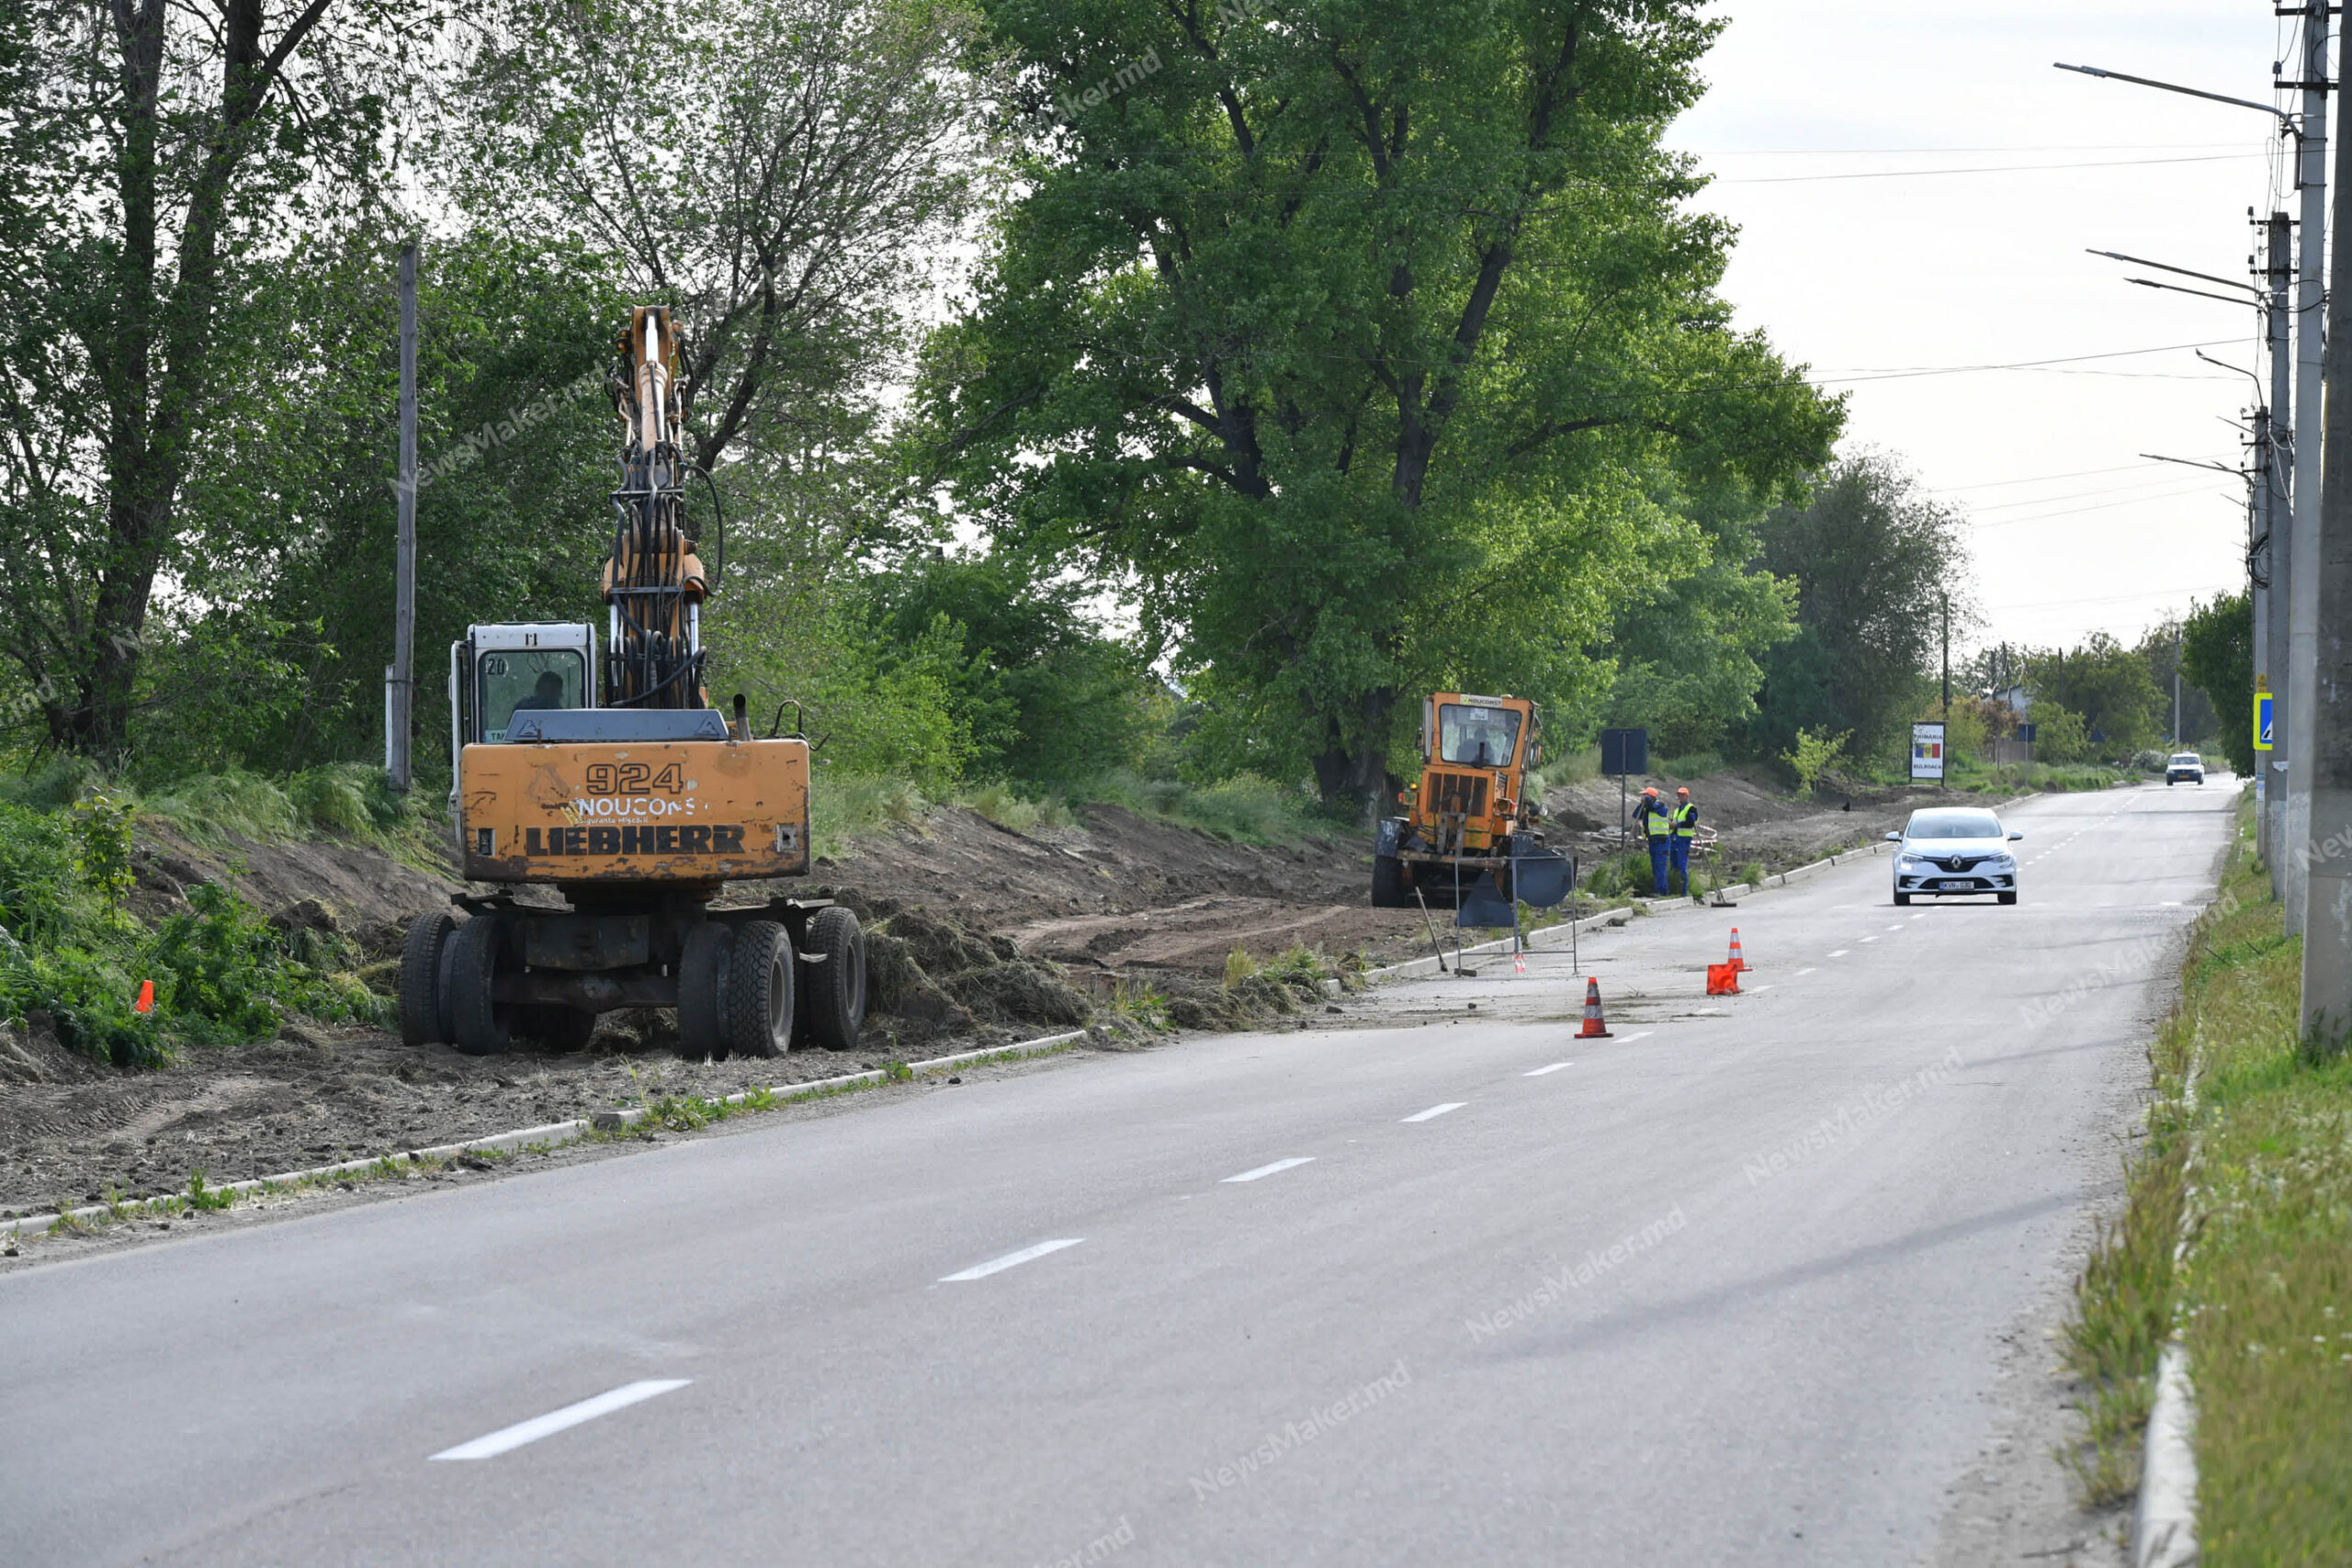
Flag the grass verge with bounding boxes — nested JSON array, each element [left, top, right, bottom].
[[2056, 793, 2352, 1562]]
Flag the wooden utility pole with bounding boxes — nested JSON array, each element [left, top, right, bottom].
[[387, 238, 418, 791], [2305, 13, 2352, 1045], [2263, 210, 2293, 880]]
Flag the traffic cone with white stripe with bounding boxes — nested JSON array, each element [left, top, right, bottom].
[[1726, 928, 1747, 973], [1577, 976, 1613, 1039]]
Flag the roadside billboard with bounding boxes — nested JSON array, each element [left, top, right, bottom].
[[1910, 722, 1947, 782]]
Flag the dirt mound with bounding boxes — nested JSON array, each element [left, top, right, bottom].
[[130, 821, 461, 955], [816, 893, 1094, 1046]]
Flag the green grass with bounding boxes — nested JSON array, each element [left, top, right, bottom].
[[2055, 795, 2352, 1560]]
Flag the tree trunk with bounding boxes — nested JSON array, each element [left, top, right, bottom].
[[1313, 687, 1396, 823]]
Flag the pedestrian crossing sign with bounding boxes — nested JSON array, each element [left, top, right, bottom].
[[2255, 691, 2275, 752]]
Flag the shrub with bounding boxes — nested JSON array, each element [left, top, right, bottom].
[[1784, 728, 1850, 796]]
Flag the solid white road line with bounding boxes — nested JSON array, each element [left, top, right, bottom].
[[431, 1380, 691, 1461], [1223, 1157, 1316, 1183], [1524, 1063, 1574, 1077], [940, 1238, 1086, 1281], [1401, 1102, 1466, 1123]]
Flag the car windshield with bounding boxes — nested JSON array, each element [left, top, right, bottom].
[[2171, 753, 2200, 765], [1905, 809, 2003, 841], [1438, 704, 1521, 766]]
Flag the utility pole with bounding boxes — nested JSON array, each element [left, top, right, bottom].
[[1940, 592, 1950, 792], [2264, 209, 2294, 879], [2286, 2, 2332, 935], [2306, 9, 2352, 1046], [386, 238, 418, 792], [2174, 624, 2183, 745]]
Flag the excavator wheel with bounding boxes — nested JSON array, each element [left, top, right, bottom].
[[399, 909, 456, 1046], [676, 920, 734, 1057], [803, 906, 866, 1051], [728, 919, 797, 1057], [446, 914, 512, 1056]]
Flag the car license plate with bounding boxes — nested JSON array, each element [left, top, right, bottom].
[[1939, 879, 1971, 891]]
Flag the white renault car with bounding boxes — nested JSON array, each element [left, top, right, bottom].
[[1886, 807, 2024, 907], [2165, 751, 2206, 785]]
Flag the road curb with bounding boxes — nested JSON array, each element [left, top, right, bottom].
[[2135, 1342, 2199, 1568], [1, 1029, 1093, 1245]]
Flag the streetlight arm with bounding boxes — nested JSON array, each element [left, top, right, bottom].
[[2140, 451, 2247, 475], [2054, 62, 2294, 121], [2130, 276, 2267, 307], [2088, 248, 2260, 294]]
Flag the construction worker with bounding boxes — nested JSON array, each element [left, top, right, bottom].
[[1634, 784, 1672, 894], [1670, 786, 1699, 896]]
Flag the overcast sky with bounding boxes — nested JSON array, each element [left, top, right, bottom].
[[1668, 0, 2291, 656]]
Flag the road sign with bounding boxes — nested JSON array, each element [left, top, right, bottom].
[[2016, 723, 2037, 744], [2255, 691, 2275, 752], [1599, 728, 1648, 776], [1910, 721, 1947, 782]]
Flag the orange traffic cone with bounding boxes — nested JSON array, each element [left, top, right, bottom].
[[1726, 928, 1747, 973], [134, 979, 154, 1014], [1577, 976, 1613, 1038], [1706, 962, 1741, 997]]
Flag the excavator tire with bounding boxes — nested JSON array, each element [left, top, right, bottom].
[[803, 906, 865, 1052], [400, 909, 456, 1046], [727, 919, 796, 1057], [676, 920, 733, 1058], [447, 914, 512, 1056]]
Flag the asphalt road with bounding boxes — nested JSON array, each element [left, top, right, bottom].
[[2, 781, 2236, 1566]]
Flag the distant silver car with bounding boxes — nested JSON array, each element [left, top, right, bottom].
[[2165, 751, 2205, 785], [1885, 807, 2023, 907]]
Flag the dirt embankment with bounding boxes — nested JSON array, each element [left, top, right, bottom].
[[0, 803, 1406, 1215]]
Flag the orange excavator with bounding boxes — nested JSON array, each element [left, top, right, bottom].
[[398, 307, 865, 1058]]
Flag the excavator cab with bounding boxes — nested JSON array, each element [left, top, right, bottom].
[[448, 623, 597, 749]]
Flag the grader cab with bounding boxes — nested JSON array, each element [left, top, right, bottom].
[[1372, 693, 1571, 921]]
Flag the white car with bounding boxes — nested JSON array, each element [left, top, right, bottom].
[[2165, 751, 2205, 786], [1885, 807, 2024, 907]]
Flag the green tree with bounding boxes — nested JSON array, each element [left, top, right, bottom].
[[922, 0, 1839, 816], [869, 553, 1154, 786], [2179, 591, 2253, 774], [2029, 632, 2164, 755], [0, 0, 425, 757], [1749, 451, 1971, 769]]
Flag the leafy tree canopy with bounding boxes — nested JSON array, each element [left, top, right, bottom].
[[920, 0, 1840, 814]]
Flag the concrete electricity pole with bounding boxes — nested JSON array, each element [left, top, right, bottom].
[[2286, 3, 2332, 936], [2264, 209, 2294, 881], [386, 238, 418, 792], [2306, 12, 2352, 1046]]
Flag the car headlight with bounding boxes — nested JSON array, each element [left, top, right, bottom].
[[1984, 855, 2015, 872], [1899, 857, 1927, 872]]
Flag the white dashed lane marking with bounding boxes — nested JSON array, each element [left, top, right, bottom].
[[1525, 1063, 1574, 1077], [431, 1380, 691, 1461], [1223, 1158, 1315, 1184], [1402, 1103, 1466, 1123], [940, 1239, 1086, 1281]]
